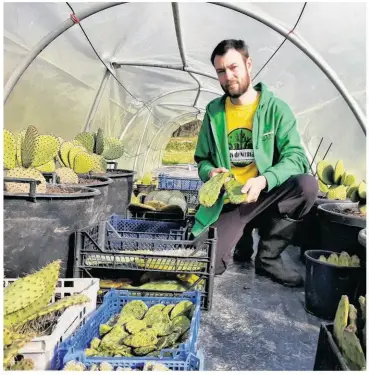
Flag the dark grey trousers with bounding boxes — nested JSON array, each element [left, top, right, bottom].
[[211, 174, 318, 274]]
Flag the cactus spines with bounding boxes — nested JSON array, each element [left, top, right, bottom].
[[73, 152, 95, 174], [3, 129, 16, 169], [199, 172, 230, 207], [59, 141, 75, 168], [341, 324, 366, 370], [327, 185, 346, 200], [358, 181, 366, 200], [318, 179, 329, 193], [316, 160, 334, 185], [102, 136, 125, 160], [30, 135, 59, 167], [21, 125, 39, 168], [333, 295, 349, 350], [55, 167, 79, 184], [35, 159, 56, 173], [5, 167, 47, 194], [90, 153, 107, 172], [224, 179, 248, 204], [75, 132, 95, 153], [334, 160, 345, 184]]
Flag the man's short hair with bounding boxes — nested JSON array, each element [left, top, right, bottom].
[[210, 39, 249, 66]]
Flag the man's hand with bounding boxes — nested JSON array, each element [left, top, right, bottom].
[[241, 176, 267, 203], [209, 167, 229, 178]]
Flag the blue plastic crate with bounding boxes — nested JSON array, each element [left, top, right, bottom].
[[61, 351, 203, 371], [53, 290, 202, 370], [158, 174, 203, 191]]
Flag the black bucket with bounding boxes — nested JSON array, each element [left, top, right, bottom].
[[91, 169, 135, 217], [299, 197, 351, 263], [4, 183, 101, 278], [77, 174, 113, 221], [317, 202, 366, 258], [304, 250, 366, 320]]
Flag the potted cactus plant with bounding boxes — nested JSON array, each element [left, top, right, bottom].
[[74, 128, 137, 216], [3, 126, 102, 278], [299, 159, 366, 259]]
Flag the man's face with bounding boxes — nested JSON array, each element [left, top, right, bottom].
[[214, 49, 252, 98]]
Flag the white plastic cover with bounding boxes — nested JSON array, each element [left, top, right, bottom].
[[3, 2, 366, 178]]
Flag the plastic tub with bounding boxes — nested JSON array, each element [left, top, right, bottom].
[[304, 250, 366, 320]]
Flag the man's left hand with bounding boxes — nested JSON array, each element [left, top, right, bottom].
[[241, 176, 267, 203]]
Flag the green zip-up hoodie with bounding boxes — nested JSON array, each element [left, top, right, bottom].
[[191, 82, 309, 237]]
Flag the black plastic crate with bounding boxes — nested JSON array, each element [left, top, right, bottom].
[[74, 225, 217, 310], [313, 323, 350, 371]]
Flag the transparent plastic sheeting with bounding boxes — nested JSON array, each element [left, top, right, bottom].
[[3, 2, 366, 178]]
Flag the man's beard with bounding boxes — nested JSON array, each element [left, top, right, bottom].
[[221, 72, 250, 99]]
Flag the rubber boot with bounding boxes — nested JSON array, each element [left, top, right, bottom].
[[255, 216, 303, 287], [233, 226, 254, 262]]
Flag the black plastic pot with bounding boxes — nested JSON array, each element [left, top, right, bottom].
[[76, 174, 113, 221], [313, 323, 349, 370], [91, 169, 135, 217], [317, 202, 366, 258], [304, 250, 366, 320], [299, 197, 351, 262], [4, 181, 101, 278]]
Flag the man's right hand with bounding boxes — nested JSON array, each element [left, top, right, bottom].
[[209, 167, 229, 178]]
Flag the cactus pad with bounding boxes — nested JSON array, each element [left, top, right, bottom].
[[341, 324, 366, 370], [199, 172, 230, 207], [102, 136, 125, 160], [327, 253, 339, 265], [333, 295, 349, 350], [358, 181, 366, 200], [75, 132, 95, 153], [327, 185, 346, 200], [334, 160, 345, 184], [350, 255, 361, 267], [142, 172, 153, 185], [55, 167, 79, 184], [3, 129, 16, 169], [338, 251, 351, 267], [21, 125, 39, 168], [15, 131, 25, 167], [123, 328, 158, 348], [343, 174, 356, 187], [59, 141, 75, 168], [35, 159, 56, 173], [68, 146, 86, 169], [224, 179, 248, 204], [318, 179, 329, 193], [359, 202, 366, 215], [318, 255, 327, 263], [5, 167, 47, 194], [30, 135, 59, 167], [90, 153, 107, 172], [95, 128, 105, 155], [73, 152, 95, 174], [316, 160, 334, 185], [168, 196, 187, 213], [349, 188, 360, 203]]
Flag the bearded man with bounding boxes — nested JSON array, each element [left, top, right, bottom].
[[191, 39, 318, 287]]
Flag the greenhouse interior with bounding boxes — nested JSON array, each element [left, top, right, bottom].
[[3, 1, 367, 372]]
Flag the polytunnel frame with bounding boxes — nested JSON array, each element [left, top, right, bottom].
[[4, 1, 366, 166]]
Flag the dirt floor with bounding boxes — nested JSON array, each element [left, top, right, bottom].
[[154, 165, 326, 371]]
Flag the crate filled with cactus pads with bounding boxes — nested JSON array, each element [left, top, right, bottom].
[[314, 295, 366, 371], [73, 219, 216, 310], [3, 260, 99, 371], [54, 290, 203, 371]]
